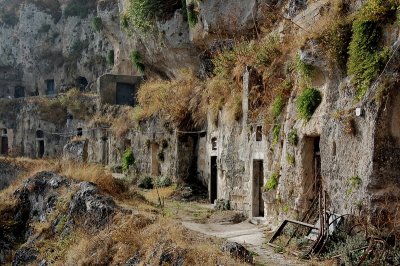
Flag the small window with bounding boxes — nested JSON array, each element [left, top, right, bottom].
[[256, 126, 262, 141], [36, 130, 44, 138], [77, 128, 83, 137], [211, 137, 217, 150], [46, 79, 55, 95], [1, 129, 7, 135]]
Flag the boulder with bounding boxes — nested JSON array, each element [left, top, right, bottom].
[[67, 181, 117, 230], [221, 242, 253, 263], [63, 140, 88, 163]]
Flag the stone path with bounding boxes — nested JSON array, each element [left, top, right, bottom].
[[182, 220, 307, 266]]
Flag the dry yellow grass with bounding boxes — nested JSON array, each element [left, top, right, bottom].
[[137, 68, 205, 129]]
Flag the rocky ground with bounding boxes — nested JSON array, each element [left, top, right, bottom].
[[0, 158, 252, 265]]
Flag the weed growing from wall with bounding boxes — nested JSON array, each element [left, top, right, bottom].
[[107, 50, 114, 65], [122, 149, 135, 172], [264, 172, 279, 191], [287, 129, 298, 146], [130, 51, 145, 73], [347, 0, 396, 99], [91, 16, 103, 32], [272, 124, 281, 144], [296, 88, 322, 121], [286, 153, 295, 166]]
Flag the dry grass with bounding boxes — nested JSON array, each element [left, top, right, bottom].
[[59, 211, 246, 265], [137, 68, 205, 129]]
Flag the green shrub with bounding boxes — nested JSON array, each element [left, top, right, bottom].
[[126, 0, 181, 32], [122, 149, 135, 171], [186, 3, 198, 27], [264, 172, 279, 191], [287, 153, 295, 166], [138, 175, 153, 189], [347, 0, 395, 99], [130, 50, 145, 73], [107, 50, 115, 65], [91, 16, 103, 32], [295, 54, 314, 84], [155, 176, 172, 187], [287, 129, 298, 146], [272, 124, 281, 144], [296, 88, 322, 121], [271, 95, 284, 119]]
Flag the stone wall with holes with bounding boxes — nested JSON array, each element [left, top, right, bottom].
[[0, 99, 69, 158]]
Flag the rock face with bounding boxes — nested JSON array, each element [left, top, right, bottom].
[[63, 139, 88, 163], [68, 181, 117, 230], [0, 171, 117, 264], [0, 0, 113, 97]]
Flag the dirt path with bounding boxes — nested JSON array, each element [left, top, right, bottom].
[[182, 220, 307, 266]]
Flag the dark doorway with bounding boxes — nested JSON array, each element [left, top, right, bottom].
[[256, 126, 263, 141], [38, 140, 45, 158], [116, 83, 135, 106], [252, 160, 264, 217], [151, 143, 160, 176], [210, 156, 218, 203], [14, 86, 25, 98], [77, 128, 83, 137], [1, 136, 8, 155], [302, 136, 322, 206], [75, 76, 88, 91], [46, 79, 55, 95]]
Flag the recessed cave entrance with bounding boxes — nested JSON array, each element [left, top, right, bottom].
[[302, 136, 322, 208], [14, 86, 25, 98], [76, 76, 88, 91], [116, 82, 135, 106], [151, 143, 160, 176], [1, 136, 8, 155], [210, 156, 218, 203], [77, 128, 83, 137], [252, 159, 264, 217]]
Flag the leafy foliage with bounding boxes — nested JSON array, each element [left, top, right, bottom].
[[130, 51, 145, 73], [271, 95, 284, 119], [122, 149, 135, 172], [287, 129, 298, 146], [287, 153, 295, 166], [107, 50, 114, 65], [296, 88, 322, 121], [347, 0, 396, 98], [264, 172, 279, 191], [272, 124, 281, 144], [125, 0, 182, 32], [186, 2, 198, 27], [91, 16, 103, 32]]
